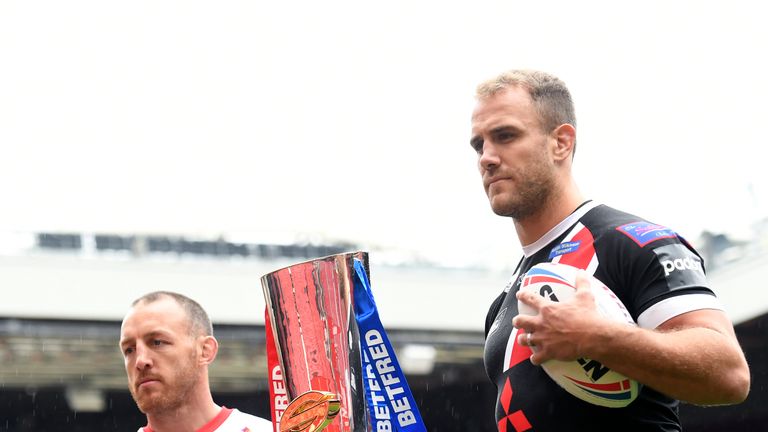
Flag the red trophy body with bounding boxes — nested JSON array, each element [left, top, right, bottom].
[[262, 252, 369, 432]]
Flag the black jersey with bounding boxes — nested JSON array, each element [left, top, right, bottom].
[[483, 202, 721, 432]]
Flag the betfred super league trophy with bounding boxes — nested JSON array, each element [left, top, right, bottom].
[[261, 252, 369, 432]]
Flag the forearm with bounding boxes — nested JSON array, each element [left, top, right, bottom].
[[587, 321, 750, 405], [514, 281, 751, 405]]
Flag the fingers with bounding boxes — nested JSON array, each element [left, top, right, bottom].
[[512, 312, 536, 329], [574, 270, 591, 292], [516, 288, 545, 311], [516, 331, 534, 347], [515, 331, 544, 365], [511, 270, 596, 367]]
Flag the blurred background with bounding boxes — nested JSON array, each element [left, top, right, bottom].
[[1, 1, 766, 430]]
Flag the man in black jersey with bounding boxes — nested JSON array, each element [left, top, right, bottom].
[[471, 70, 750, 431]]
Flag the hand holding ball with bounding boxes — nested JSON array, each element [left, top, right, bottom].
[[516, 262, 640, 408]]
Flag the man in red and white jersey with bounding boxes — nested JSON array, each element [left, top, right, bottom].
[[471, 69, 751, 431], [119, 291, 273, 432]]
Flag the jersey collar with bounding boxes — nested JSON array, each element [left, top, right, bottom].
[[521, 200, 600, 258]]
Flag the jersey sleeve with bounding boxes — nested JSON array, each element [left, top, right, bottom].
[[606, 229, 722, 329]]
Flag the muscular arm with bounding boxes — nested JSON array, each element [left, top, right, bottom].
[[513, 273, 751, 406], [591, 309, 749, 405]]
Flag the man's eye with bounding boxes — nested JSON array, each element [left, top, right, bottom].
[[152, 339, 165, 346], [123, 347, 134, 355], [470, 139, 483, 153], [497, 132, 515, 141]]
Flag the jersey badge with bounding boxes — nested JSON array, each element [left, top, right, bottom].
[[548, 241, 581, 259], [617, 221, 676, 247]]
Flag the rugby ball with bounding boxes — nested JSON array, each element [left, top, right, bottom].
[[517, 262, 640, 408]]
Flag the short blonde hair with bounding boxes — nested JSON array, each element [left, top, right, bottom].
[[476, 69, 576, 133]]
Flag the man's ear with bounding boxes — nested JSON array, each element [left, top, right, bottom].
[[552, 123, 576, 162], [199, 336, 219, 366]]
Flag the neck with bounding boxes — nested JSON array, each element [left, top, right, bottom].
[[145, 391, 219, 432], [513, 178, 584, 246]]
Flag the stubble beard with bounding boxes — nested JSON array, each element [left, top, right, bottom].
[[131, 355, 200, 415], [490, 163, 557, 221]]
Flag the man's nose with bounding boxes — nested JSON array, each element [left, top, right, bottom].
[[479, 141, 500, 171], [134, 344, 153, 370]]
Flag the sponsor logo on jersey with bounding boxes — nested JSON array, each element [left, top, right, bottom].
[[555, 222, 599, 272], [498, 377, 532, 432], [652, 243, 708, 290], [616, 221, 676, 247], [661, 256, 703, 276], [548, 241, 581, 259]]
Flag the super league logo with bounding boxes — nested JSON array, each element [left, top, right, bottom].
[[279, 390, 341, 432]]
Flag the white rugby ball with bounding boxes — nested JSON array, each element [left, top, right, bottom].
[[517, 262, 640, 408]]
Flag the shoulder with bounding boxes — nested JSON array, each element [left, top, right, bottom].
[[584, 206, 720, 324], [582, 205, 699, 259], [223, 409, 273, 432], [581, 205, 672, 242]]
